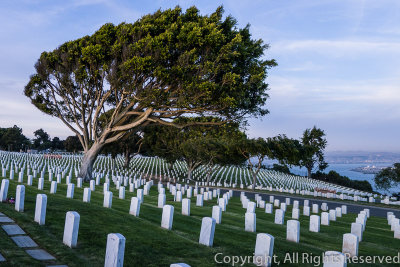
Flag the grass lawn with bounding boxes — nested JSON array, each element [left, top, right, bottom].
[[0, 176, 399, 266]]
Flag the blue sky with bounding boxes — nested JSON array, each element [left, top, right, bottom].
[[0, 0, 399, 151]]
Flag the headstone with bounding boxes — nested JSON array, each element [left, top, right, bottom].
[[34, 194, 47, 225], [77, 178, 83, 188], [196, 195, 204, 207], [119, 186, 125, 199], [38, 178, 44, 190], [336, 207, 342, 217], [312, 204, 319, 213], [83, 188, 91, 203], [323, 251, 347, 267], [50, 181, 57, 194], [218, 198, 226, 212], [310, 215, 320, 232], [67, 183, 74, 199], [253, 233, 274, 267], [212, 206, 222, 224], [329, 210, 337, 221], [274, 209, 284, 225], [265, 203, 273, 214], [182, 198, 190, 216], [28, 175, 33, 186], [341, 205, 347, 214], [90, 180, 95, 191], [63, 211, 80, 248], [303, 206, 310, 216], [15, 185, 25, 212], [0, 181, 10, 201], [104, 233, 125, 267], [199, 217, 216, 247], [158, 194, 166, 208], [292, 208, 300, 219], [321, 212, 330, 226], [104, 191, 113, 208], [129, 197, 140, 217], [287, 220, 300, 243], [245, 212, 256, 232], [351, 223, 363, 242], [342, 233, 358, 257], [247, 202, 256, 213], [161, 205, 174, 230]]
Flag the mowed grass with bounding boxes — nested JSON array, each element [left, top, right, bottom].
[[0, 176, 399, 267]]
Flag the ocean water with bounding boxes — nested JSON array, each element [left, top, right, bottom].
[[289, 163, 400, 194], [263, 160, 398, 194]]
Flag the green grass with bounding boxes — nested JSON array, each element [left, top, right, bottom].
[[0, 176, 399, 267]]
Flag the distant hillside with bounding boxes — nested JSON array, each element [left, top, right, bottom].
[[325, 151, 400, 164]]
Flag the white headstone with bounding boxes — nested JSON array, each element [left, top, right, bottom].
[[212, 206, 222, 224], [67, 183, 74, 199], [196, 195, 204, 207], [38, 178, 44, 190], [34, 194, 47, 225], [199, 217, 216, 247], [104, 191, 113, 208], [15, 185, 25, 212], [351, 223, 363, 242], [50, 181, 57, 194], [182, 198, 190, 216], [274, 209, 284, 225], [158, 194, 166, 208], [119, 186, 125, 199], [321, 212, 330, 226], [63, 211, 80, 248], [245, 212, 256, 232], [104, 233, 125, 267], [129, 197, 140, 217], [287, 220, 300, 243], [342, 233, 358, 257], [161, 205, 174, 230], [292, 208, 300, 219], [323, 251, 347, 267], [265, 203, 273, 214], [253, 233, 274, 267], [83, 188, 91, 203], [310, 215, 320, 232]]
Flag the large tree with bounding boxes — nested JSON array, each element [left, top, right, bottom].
[[24, 6, 276, 181], [299, 126, 328, 178]]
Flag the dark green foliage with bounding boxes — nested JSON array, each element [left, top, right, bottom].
[[270, 163, 292, 174], [64, 136, 83, 153], [299, 126, 328, 178], [51, 137, 64, 151], [33, 128, 51, 150], [313, 170, 373, 192], [24, 6, 276, 152], [375, 163, 400, 191], [0, 125, 30, 151]]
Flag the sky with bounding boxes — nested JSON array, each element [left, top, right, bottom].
[[0, 0, 399, 152]]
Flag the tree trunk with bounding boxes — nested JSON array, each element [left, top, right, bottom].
[[206, 165, 214, 185], [307, 167, 312, 179], [124, 148, 131, 169], [187, 168, 192, 181], [252, 171, 257, 191], [78, 142, 104, 182]]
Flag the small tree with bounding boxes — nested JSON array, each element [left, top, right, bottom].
[[299, 126, 328, 178], [33, 128, 51, 151], [25, 6, 276, 181], [237, 137, 271, 190], [375, 163, 400, 191]]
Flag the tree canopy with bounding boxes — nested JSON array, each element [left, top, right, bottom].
[[24, 6, 276, 181], [298, 126, 328, 178], [0, 125, 30, 151], [374, 163, 400, 191]]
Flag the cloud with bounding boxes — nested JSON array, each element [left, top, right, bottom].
[[273, 39, 400, 56]]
